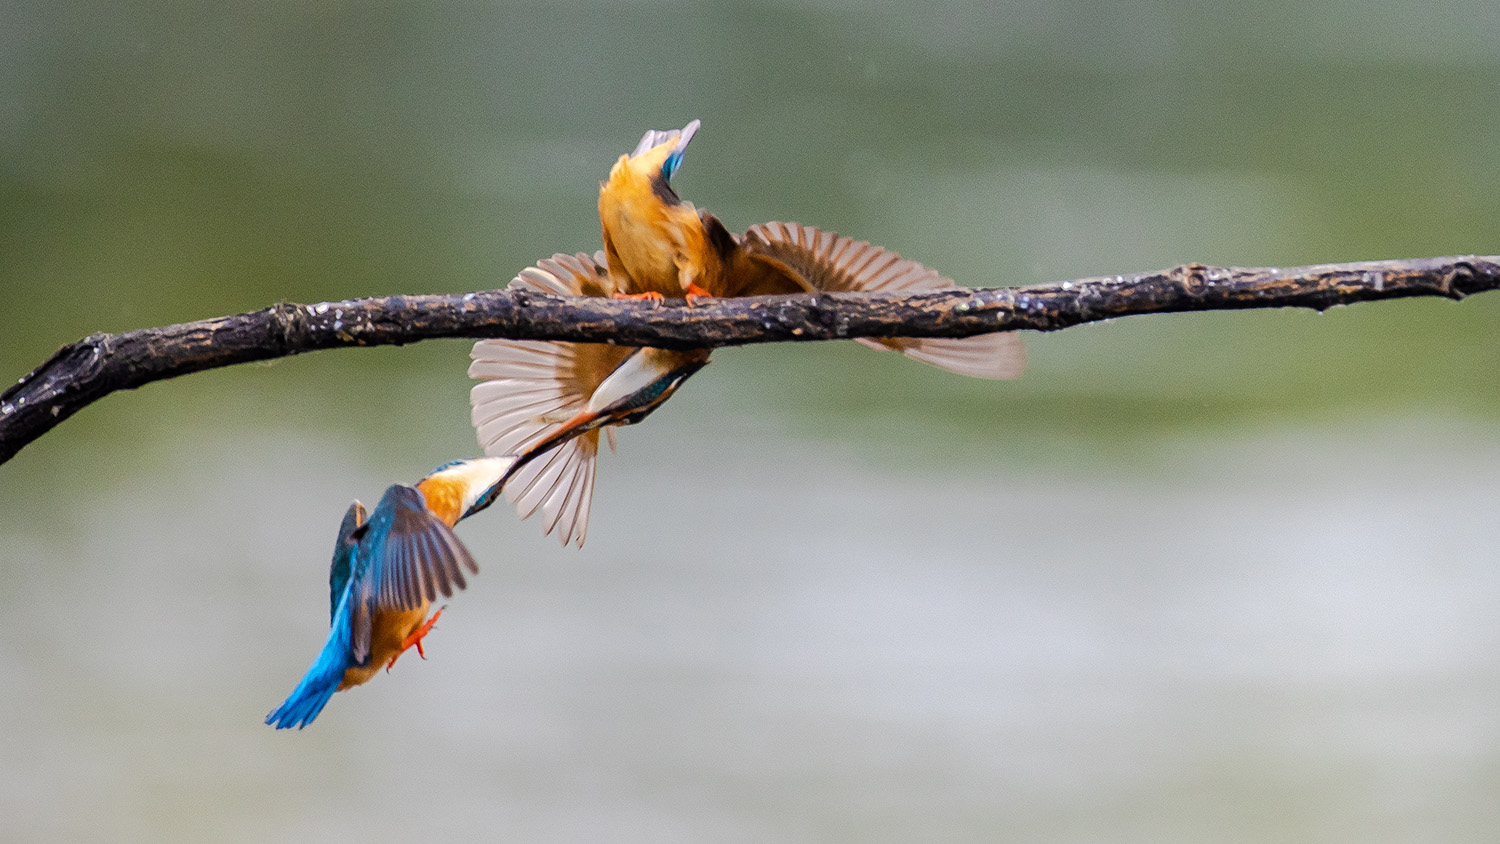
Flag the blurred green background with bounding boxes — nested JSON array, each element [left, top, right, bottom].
[[3, 2, 1500, 842]]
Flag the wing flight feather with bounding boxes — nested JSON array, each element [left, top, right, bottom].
[[740, 222, 1025, 380], [468, 253, 631, 546]]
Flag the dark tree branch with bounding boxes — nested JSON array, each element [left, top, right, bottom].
[[3, 254, 1497, 466]]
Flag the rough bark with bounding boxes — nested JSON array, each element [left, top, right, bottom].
[[3, 255, 1497, 465]]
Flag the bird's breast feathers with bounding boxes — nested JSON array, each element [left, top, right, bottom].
[[338, 605, 430, 690], [599, 156, 721, 297]]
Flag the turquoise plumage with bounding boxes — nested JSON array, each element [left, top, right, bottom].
[[269, 118, 1029, 730], [266, 483, 478, 729], [326, 501, 362, 623]]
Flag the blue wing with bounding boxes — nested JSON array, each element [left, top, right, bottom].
[[362, 484, 478, 613], [268, 503, 370, 730], [267, 485, 477, 730]]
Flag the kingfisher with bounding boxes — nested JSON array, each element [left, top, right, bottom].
[[266, 456, 515, 729], [469, 120, 1026, 547]]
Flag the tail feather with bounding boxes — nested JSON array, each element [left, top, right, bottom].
[[266, 601, 354, 730]]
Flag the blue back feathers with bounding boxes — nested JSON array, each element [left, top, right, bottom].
[[268, 500, 373, 729], [265, 589, 356, 729], [268, 484, 479, 729], [327, 500, 366, 622], [427, 458, 468, 475]]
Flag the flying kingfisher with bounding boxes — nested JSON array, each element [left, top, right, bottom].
[[469, 120, 1027, 547], [265, 456, 514, 729]]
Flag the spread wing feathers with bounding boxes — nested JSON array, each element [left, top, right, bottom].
[[361, 485, 478, 614], [468, 252, 630, 547], [512, 251, 618, 298], [740, 222, 1026, 380], [506, 429, 598, 548]]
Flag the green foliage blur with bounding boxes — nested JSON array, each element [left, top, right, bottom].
[[5, 7, 1500, 841], [3, 1, 1499, 479]]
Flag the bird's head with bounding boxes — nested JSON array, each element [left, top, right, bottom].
[[606, 119, 701, 197]]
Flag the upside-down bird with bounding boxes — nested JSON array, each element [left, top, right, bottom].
[[469, 120, 1026, 547], [265, 456, 514, 729]]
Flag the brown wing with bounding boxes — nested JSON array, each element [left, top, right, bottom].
[[468, 252, 632, 547], [738, 222, 1026, 380]]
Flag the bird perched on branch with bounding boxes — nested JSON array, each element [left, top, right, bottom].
[[469, 120, 1026, 547], [266, 456, 514, 729]]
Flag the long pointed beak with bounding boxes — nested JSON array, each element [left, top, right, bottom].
[[664, 119, 701, 179]]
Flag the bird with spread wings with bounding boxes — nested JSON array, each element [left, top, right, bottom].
[[268, 121, 1025, 727], [469, 120, 1025, 548]]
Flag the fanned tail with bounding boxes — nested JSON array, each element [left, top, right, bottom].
[[468, 252, 630, 547]]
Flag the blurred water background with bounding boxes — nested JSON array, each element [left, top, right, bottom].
[[4, 1, 1500, 841]]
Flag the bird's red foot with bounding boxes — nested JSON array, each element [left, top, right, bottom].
[[386, 606, 445, 672], [685, 282, 713, 306], [612, 291, 665, 304]]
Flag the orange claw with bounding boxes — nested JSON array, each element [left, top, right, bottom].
[[386, 606, 446, 672], [685, 282, 713, 306], [612, 291, 665, 303]]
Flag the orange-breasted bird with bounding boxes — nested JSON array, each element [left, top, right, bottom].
[[469, 120, 1026, 546], [265, 456, 514, 729]]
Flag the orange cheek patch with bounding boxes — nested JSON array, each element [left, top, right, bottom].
[[414, 478, 464, 527]]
